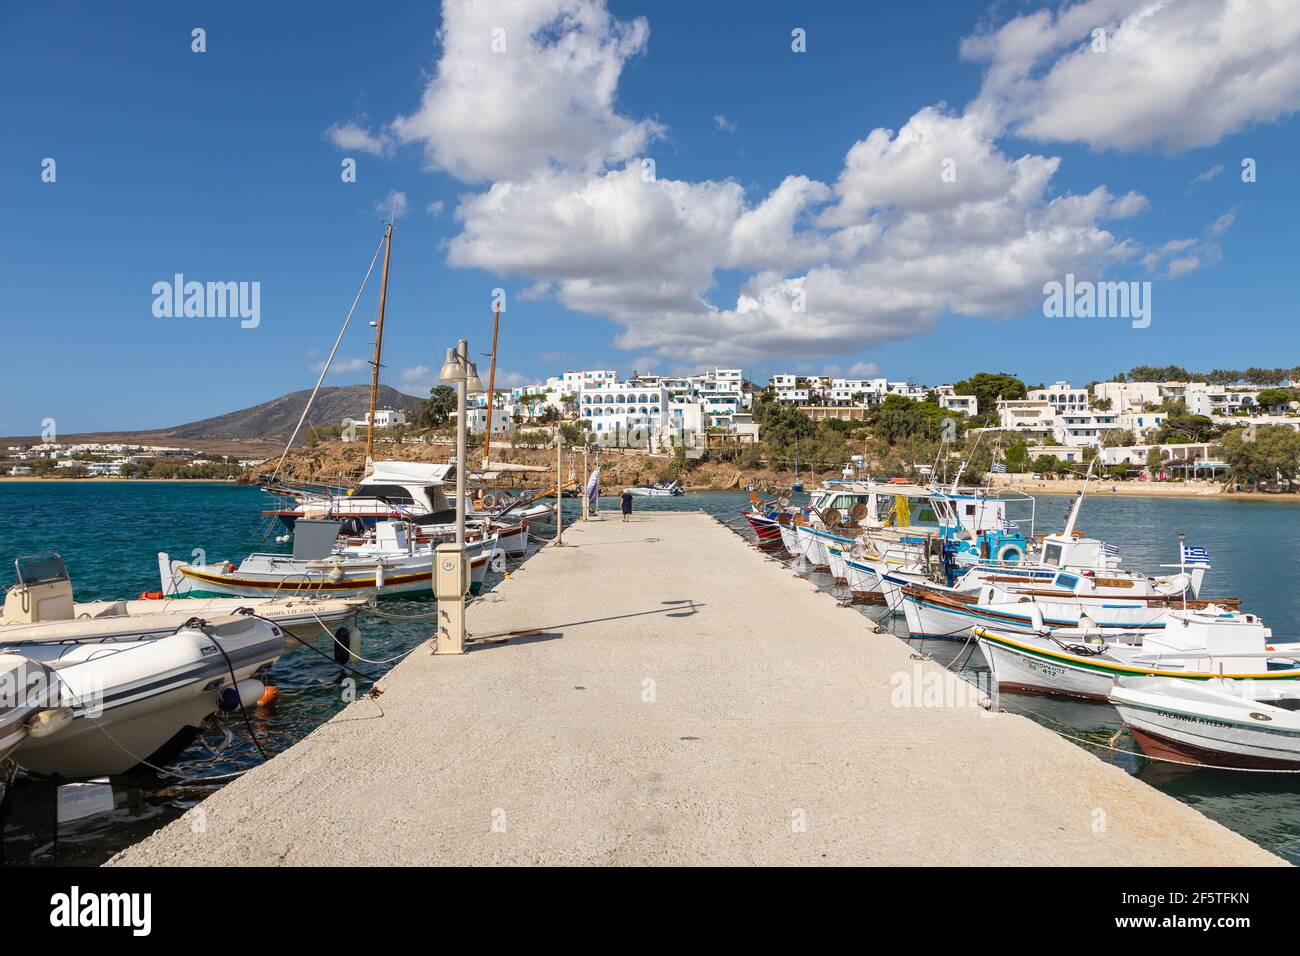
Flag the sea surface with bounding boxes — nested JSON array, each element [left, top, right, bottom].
[[1, 481, 1299, 864]]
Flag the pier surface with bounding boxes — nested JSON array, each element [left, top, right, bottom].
[[113, 512, 1281, 866]]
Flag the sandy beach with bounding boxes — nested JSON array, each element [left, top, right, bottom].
[[988, 476, 1299, 503]]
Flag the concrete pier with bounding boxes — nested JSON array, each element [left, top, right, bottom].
[[112, 512, 1281, 866]]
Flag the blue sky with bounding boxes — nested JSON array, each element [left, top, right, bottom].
[[2, 0, 1297, 434]]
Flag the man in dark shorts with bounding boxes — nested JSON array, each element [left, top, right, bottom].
[[620, 489, 633, 522]]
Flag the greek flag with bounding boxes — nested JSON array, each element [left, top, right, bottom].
[[1182, 545, 1211, 565], [1102, 542, 1120, 558], [1000, 519, 1018, 531], [990, 462, 1007, 474]]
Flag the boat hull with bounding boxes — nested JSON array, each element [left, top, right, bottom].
[[743, 512, 783, 542], [1113, 683, 1300, 769], [980, 628, 1300, 702], [13, 616, 283, 777]]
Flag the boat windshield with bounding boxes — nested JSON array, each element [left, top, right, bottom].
[[15, 553, 68, 586]]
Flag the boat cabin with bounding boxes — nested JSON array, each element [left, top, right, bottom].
[[1037, 534, 1119, 572]]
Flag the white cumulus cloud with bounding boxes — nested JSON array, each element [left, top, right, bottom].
[[366, 0, 1275, 365], [962, 0, 1300, 152], [390, 0, 663, 181]]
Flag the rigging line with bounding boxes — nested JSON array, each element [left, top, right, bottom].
[[271, 231, 388, 482], [403, 267, 442, 358]]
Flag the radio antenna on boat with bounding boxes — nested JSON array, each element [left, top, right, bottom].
[[365, 222, 395, 470]]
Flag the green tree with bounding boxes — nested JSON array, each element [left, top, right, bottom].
[[1003, 441, 1030, 473], [871, 395, 925, 445], [954, 372, 1026, 423], [1219, 426, 1300, 489], [1155, 414, 1216, 444], [1145, 446, 1166, 477], [420, 385, 457, 428], [1256, 388, 1297, 412]]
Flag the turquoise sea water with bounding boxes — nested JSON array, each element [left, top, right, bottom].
[[1, 481, 1299, 864]]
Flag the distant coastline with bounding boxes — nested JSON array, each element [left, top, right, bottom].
[[0, 477, 237, 484]]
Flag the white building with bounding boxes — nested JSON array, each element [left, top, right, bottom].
[[1091, 381, 1163, 413], [995, 399, 1056, 435], [939, 393, 977, 416], [1097, 443, 1222, 469], [465, 406, 516, 438], [1118, 410, 1167, 439], [1028, 381, 1089, 414], [364, 408, 407, 428], [995, 399, 1120, 447], [1184, 384, 1263, 418], [579, 383, 672, 439]]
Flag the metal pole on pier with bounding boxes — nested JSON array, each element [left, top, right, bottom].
[[554, 424, 566, 546], [582, 441, 589, 520], [434, 339, 483, 655]]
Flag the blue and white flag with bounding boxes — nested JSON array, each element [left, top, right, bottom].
[[1102, 542, 1120, 558], [1000, 519, 1018, 531], [1182, 545, 1211, 565], [990, 462, 1007, 474]]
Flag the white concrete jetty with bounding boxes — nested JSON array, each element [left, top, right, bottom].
[[112, 512, 1281, 866]]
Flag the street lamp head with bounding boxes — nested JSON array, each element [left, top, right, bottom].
[[439, 347, 465, 384], [465, 361, 485, 394]]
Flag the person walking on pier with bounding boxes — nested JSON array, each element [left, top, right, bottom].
[[620, 489, 633, 523]]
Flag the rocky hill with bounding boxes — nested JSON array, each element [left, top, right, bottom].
[[2, 385, 425, 451], [155, 384, 423, 442]]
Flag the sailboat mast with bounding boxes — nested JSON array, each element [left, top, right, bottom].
[[365, 222, 394, 467], [482, 301, 501, 465]]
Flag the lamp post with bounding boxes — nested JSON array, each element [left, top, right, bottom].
[[434, 339, 484, 655], [554, 423, 566, 547]]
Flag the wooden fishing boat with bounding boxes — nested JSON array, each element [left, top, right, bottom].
[[1112, 675, 1300, 769], [976, 606, 1296, 700], [167, 520, 500, 600], [899, 577, 1242, 641]]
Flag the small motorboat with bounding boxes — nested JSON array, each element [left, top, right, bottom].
[[1, 554, 366, 660], [10, 612, 284, 778], [167, 520, 501, 600], [1111, 676, 1300, 769], [0, 654, 66, 769], [625, 480, 683, 497]]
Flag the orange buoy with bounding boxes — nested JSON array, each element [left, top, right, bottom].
[[257, 685, 280, 711], [138, 590, 164, 600]]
